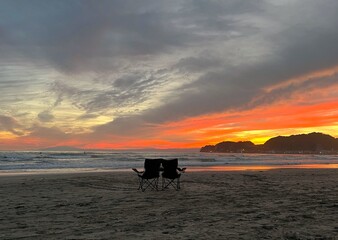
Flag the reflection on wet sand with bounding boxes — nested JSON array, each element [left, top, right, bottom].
[[188, 164, 338, 172]]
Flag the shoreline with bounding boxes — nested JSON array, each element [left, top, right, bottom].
[[1, 163, 338, 176]]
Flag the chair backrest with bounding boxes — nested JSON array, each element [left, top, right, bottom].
[[142, 158, 162, 178], [162, 158, 178, 176]]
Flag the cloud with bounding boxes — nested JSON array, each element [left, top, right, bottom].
[[0, 115, 23, 135], [132, 0, 338, 124], [37, 110, 54, 122], [77, 113, 99, 120], [84, 73, 157, 112], [27, 125, 69, 141], [48, 70, 171, 114], [250, 73, 338, 107], [93, 117, 150, 137], [47, 81, 81, 107], [0, 0, 196, 73], [173, 55, 223, 73]]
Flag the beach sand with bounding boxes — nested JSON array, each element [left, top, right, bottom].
[[0, 169, 337, 239]]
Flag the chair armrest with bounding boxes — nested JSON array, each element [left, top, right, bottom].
[[177, 167, 186, 173], [132, 168, 144, 174]]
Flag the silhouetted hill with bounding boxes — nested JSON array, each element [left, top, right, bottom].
[[264, 132, 338, 153], [200, 132, 338, 154], [201, 141, 255, 153]]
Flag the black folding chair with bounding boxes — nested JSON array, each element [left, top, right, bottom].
[[161, 159, 186, 190], [132, 158, 162, 192]]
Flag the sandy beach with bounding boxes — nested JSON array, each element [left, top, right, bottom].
[[1, 169, 338, 239]]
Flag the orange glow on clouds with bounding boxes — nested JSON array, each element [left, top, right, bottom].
[[1, 96, 337, 150], [265, 65, 338, 92], [0, 65, 337, 150], [158, 98, 338, 146]]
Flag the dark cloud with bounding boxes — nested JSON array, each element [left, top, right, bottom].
[[49, 80, 87, 109], [0, 0, 265, 73], [27, 125, 69, 141], [0, 115, 23, 135], [0, 0, 195, 73], [77, 113, 99, 120], [93, 117, 151, 137], [173, 55, 223, 73], [113, 75, 139, 89], [186, 0, 263, 15], [37, 110, 54, 122], [181, 0, 263, 32], [140, 70, 257, 123], [84, 73, 156, 112]]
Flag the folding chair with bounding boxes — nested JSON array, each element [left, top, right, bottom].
[[132, 158, 162, 192], [161, 159, 186, 190]]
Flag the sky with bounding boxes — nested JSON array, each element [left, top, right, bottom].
[[0, 0, 337, 150]]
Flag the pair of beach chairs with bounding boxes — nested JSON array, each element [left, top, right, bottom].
[[132, 158, 186, 192]]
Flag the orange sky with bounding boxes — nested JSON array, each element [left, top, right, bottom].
[[1, 92, 337, 150]]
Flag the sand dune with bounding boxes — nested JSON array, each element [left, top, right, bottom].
[[0, 169, 337, 239]]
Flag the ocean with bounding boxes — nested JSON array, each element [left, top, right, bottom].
[[0, 151, 338, 174]]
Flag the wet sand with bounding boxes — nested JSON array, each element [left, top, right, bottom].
[[0, 169, 337, 239]]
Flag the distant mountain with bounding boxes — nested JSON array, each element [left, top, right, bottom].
[[264, 132, 338, 153], [40, 146, 83, 151], [200, 132, 338, 154], [201, 141, 256, 153]]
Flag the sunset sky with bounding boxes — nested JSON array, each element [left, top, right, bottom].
[[0, 0, 337, 150]]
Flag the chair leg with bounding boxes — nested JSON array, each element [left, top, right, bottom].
[[162, 177, 181, 190], [138, 178, 142, 190], [140, 178, 159, 192]]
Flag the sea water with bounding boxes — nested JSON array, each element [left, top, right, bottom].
[[0, 151, 338, 173]]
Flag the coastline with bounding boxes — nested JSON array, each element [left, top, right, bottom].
[[1, 163, 338, 176], [1, 168, 338, 239]]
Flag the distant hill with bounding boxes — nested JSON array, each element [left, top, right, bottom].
[[264, 132, 338, 153], [200, 132, 338, 154], [201, 141, 256, 153], [40, 146, 83, 151]]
